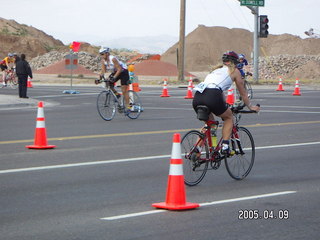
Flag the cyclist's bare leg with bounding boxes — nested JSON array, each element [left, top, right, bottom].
[[110, 84, 121, 98], [218, 108, 233, 141], [2, 71, 7, 86], [121, 85, 129, 108]]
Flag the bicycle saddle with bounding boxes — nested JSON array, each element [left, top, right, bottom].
[[196, 105, 210, 121]]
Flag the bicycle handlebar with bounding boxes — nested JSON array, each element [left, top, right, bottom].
[[95, 76, 113, 85], [231, 104, 260, 114]]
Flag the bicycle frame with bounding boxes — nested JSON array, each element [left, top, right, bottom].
[[181, 104, 258, 185], [193, 109, 248, 163], [96, 77, 143, 120], [2, 69, 17, 89]]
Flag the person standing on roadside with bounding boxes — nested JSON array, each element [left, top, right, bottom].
[[15, 54, 33, 98]]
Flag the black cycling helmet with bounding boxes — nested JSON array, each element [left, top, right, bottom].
[[222, 51, 239, 64]]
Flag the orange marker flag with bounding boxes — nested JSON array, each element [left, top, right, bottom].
[[70, 41, 81, 52]]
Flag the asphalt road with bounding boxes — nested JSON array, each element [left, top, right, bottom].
[[0, 85, 319, 240]]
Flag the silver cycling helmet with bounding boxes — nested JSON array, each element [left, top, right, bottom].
[[238, 54, 245, 59], [99, 46, 110, 54]]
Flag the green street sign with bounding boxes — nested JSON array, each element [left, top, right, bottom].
[[240, 0, 264, 7]]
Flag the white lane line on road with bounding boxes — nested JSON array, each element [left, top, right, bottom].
[[102, 210, 166, 221], [256, 141, 320, 150], [1, 142, 320, 174], [0, 154, 170, 174], [262, 105, 320, 109], [101, 191, 296, 221], [262, 110, 320, 114]]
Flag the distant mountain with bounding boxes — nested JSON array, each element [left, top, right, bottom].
[[95, 35, 178, 54]]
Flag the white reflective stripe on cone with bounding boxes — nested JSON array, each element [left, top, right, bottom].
[[37, 108, 44, 118], [171, 142, 181, 159], [36, 121, 45, 128], [169, 164, 183, 176]]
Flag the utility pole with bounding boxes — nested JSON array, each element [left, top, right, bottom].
[[237, 1, 259, 82], [178, 0, 186, 82], [253, 6, 259, 82]]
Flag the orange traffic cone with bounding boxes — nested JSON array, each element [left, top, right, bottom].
[[160, 78, 170, 97], [132, 82, 141, 92], [152, 133, 199, 211], [26, 101, 56, 149], [27, 77, 33, 88], [276, 76, 284, 91], [226, 87, 235, 105], [184, 78, 194, 99], [292, 78, 301, 96], [189, 75, 194, 89]]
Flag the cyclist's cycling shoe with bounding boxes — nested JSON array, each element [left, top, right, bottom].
[[129, 105, 141, 112], [117, 104, 124, 113], [221, 143, 230, 156]]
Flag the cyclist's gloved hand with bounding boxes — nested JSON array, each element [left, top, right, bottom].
[[94, 79, 100, 85], [249, 104, 260, 113], [109, 76, 116, 83]]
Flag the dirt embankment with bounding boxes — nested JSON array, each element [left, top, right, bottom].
[[161, 25, 320, 79]]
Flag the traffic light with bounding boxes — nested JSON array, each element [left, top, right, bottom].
[[259, 15, 269, 38]]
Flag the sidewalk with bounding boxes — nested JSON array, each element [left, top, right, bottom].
[[0, 94, 39, 109]]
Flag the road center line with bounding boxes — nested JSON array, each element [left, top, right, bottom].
[[0, 142, 319, 174], [101, 191, 296, 221], [1, 120, 320, 145]]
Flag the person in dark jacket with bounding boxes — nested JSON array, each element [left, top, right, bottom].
[[15, 54, 33, 98]]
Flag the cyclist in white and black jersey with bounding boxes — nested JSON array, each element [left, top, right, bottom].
[[99, 47, 130, 109], [193, 51, 260, 154]]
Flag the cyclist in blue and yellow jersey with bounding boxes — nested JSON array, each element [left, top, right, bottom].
[[236, 53, 248, 78], [0, 53, 15, 87], [193, 51, 260, 154], [98, 47, 130, 110]]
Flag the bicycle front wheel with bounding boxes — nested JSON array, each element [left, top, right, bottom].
[[245, 81, 253, 99], [181, 130, 209, 186], [97, 91, 117, 121], [9, 76, 18, 89], [225, 127, 255, 180], [236, 80, 253, 100], [126, 90, 142, 119]]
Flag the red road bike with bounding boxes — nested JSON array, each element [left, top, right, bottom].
[[1, 69, 18, 89], [181, 103, 260, 186]]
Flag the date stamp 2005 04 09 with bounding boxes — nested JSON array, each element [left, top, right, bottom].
[[238, 209, 289, 220]]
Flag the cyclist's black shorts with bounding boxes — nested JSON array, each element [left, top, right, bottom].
[[0, 65, 7, 71], [111, 69, 129, 86], [192, 88, 228, 116]]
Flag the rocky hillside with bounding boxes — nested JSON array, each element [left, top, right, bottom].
[[245, 55, 320, 80], [29, 50, 140, 74], [0, 17, 64, 58]]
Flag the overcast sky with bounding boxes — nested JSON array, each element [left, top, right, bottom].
[[3, 0, 319, 46]]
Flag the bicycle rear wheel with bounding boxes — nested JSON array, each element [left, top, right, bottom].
[[126, 90, 142, 119], [225, 127, 255, 180], [97, 91, 117, 121], [181, 130, 209, 186]]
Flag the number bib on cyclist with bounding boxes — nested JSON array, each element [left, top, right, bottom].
[[194, 82, 209, 93]]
